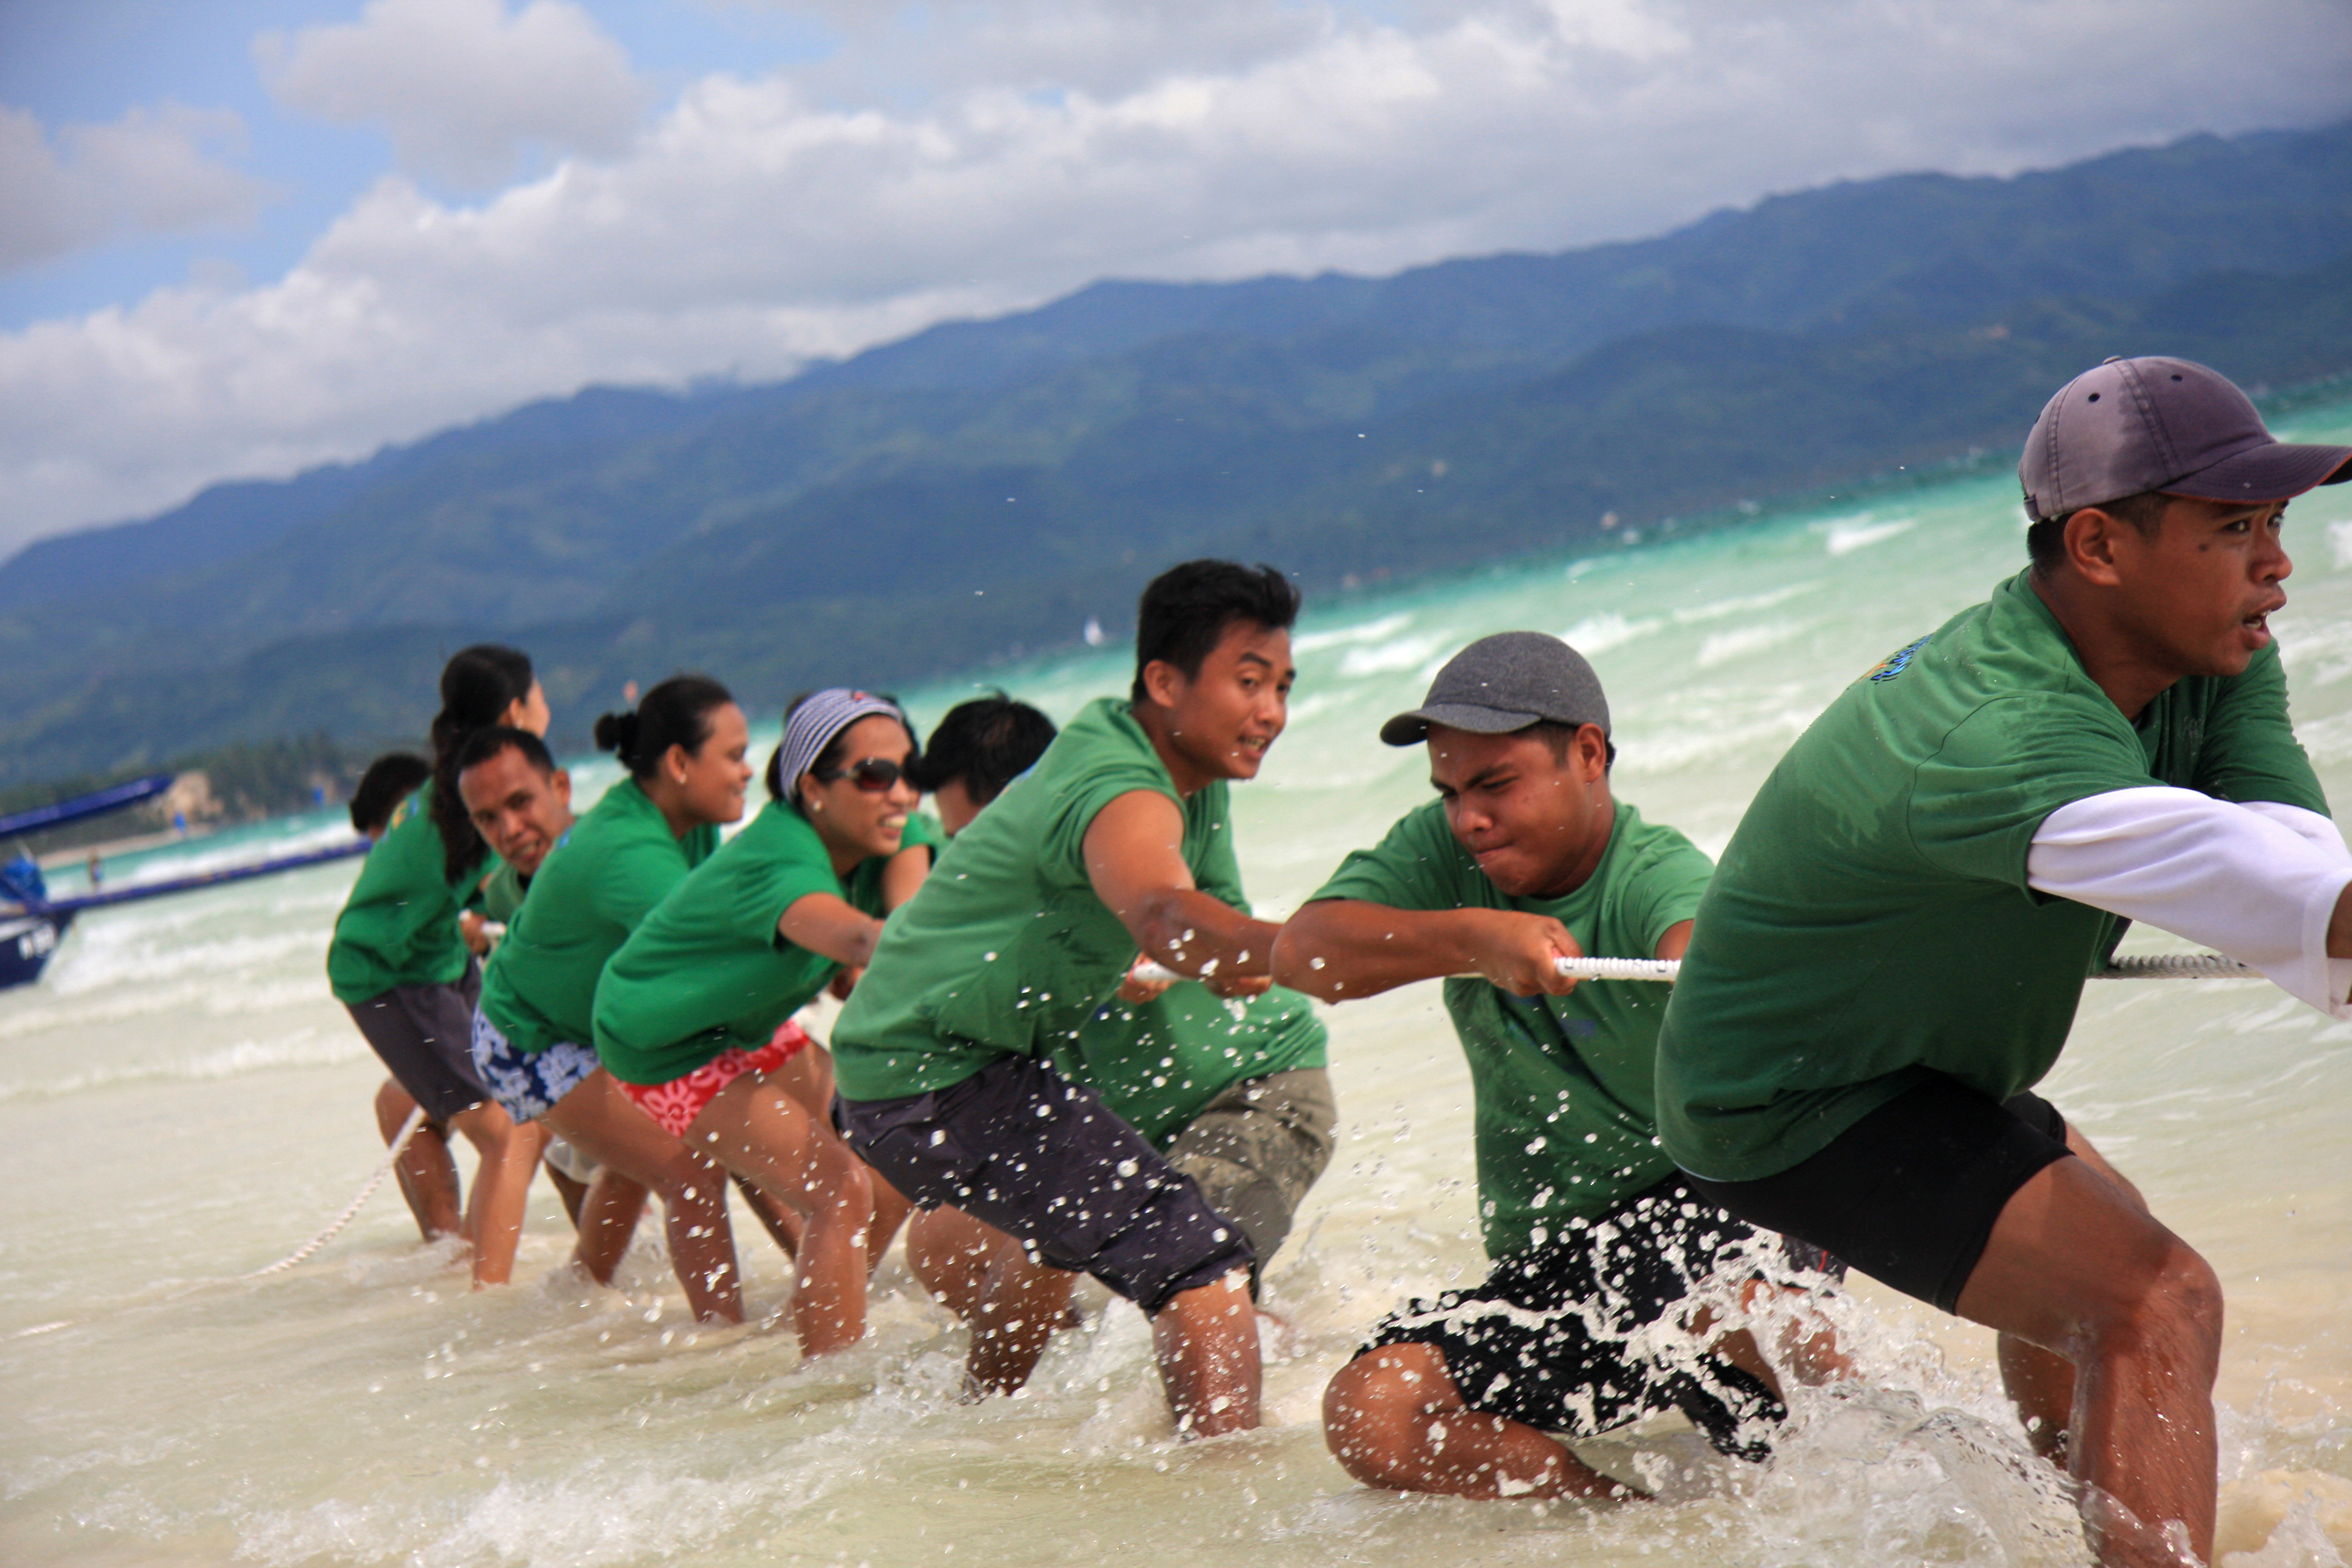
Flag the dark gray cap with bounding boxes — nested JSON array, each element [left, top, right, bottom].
[[2020, 356, 2352, 521], [1380, 632, 1609, 747]]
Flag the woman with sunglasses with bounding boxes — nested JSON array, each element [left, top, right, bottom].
[[592, 690, 942, 1357]]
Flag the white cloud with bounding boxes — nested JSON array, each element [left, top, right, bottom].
[[4, 0, 2350, 552], [0, 102, 266, 272], [258, 0, 646, 189]]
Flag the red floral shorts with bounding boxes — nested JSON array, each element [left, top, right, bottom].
[[618, 1019, 815, 1138]]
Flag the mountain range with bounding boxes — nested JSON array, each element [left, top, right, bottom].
[[4, 120, 2352, 787]]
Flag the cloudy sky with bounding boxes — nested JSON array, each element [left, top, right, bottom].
[[4, 0, 2349, 555]]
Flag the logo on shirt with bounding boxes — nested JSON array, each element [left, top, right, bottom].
[[1864, 634, 1932, 684]]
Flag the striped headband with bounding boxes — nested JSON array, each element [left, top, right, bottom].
[[778, 689, 911, 799]]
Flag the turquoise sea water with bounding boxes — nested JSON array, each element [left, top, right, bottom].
[[5, 400, 2352, 1567]]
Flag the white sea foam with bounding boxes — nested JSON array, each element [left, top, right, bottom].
[[1823, 516, 1917, 556], [1561, 613, 1664, 654], [1295, 613, 1414, 653], [1339, 632, 1455, 677], [1696, 621, 1805, 670]]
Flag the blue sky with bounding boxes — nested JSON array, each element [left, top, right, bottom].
[[2, 0, 2348, 552]]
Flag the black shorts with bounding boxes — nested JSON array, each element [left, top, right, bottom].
[[345, 962, 488, 1123], [835, 1053, 1255, 1315], [1365, 1176, 1833, 1460], [1684, 1075, 2069, 1315]]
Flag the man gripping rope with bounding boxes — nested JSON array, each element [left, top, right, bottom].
[[1276, 633, 1846, 1501], [1654, 357, 2352, 1567], [830, 561, 1301, 1437]]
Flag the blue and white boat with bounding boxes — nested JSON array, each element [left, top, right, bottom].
[[0, 775, 368, 990]]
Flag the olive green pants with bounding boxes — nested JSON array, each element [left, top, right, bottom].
[[1163, 1067, 1337, 1286]]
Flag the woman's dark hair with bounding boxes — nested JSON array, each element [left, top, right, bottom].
[[907, 693, 1056, 805], [428, 644, 535, 881], [1130, 560, 1301, 704], [350, 751, 432, 836], [595, 674, 734, 782], [452, 725, 557, 781], [764, 689, 912, 803]]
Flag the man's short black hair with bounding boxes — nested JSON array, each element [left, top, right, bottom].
[[349, 751, 431, 835], [1524, 720, 1617, 773], [453, 725, 557, 782], [907, 693, 1057, 805], [1131, 560, 1301, 704], [2025, 489, 2169, 572]]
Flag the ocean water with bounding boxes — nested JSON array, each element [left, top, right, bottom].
[[7, 402, 2352, 1568]]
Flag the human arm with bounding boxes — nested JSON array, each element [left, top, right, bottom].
[[777, 893, 886, 971], [878, 840, 932, 913], [2027, 786, 2352, 1014], [1271, 899, 1582, 1001], [1655, 919, 1693, 962], [1082, 789, 1278, 998]]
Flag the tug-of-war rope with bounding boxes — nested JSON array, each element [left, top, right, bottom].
[[1137, 951, 2260, 987], [249, 952, 2256, 1279]]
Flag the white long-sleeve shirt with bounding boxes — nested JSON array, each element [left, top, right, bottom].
[[2027, 788, 2352, 1018]]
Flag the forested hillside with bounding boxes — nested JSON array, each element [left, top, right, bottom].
[[4, 122, 2349, 786]]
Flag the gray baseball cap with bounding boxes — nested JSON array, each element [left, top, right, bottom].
[[1380, 632, 1609, 746], [2020, 356, 2352, 521]]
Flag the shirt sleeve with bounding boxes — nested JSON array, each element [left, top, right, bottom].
[[2026, 785, 2352, 1018], [1036, 765, 1181, 891], [1619, 836, 1714, 953], [1308, 803, 1476, 912], [740, 838, 843, 949], [1910, 694, 2156, 887], [2194, 642, 2330, 813]]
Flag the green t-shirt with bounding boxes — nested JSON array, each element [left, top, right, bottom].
[[326, 786, 498, 1004], [592, 799, 944, 1085], [480, 861, 529, 924], [1656, 570, 2329, 1184], [479, 778, 720, 1057], [832, 697, 1244, 1102], [1313, 799, 1712, 1256], [1054, 985, 1327, 1149]]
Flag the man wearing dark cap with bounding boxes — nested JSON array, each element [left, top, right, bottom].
[[1275, 632, 1845, 1501], [1655, 358, 2352, 1566]]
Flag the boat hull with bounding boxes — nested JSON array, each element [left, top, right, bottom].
[[0, 910, 72, 990]]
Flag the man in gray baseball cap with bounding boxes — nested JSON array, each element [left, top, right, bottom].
[[1653, 356, 2352, 1566], [1275, 632, 1846, 1503]]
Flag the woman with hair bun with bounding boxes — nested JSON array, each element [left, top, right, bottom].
[[470, 675, 756, 1320], [328, 644, 547, 1287], [592, 690, 941, 1357]]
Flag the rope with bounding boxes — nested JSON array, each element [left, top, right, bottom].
[[1138, 951, 2262, 987], [246, 1106, 426, 1278]]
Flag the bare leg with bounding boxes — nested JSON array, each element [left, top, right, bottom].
[[544, 1071, 743, 1324], [1997, 1125, 2149, 1467], [569, 1168, 652, 1284], [448, 1100, 540, 1287], [375, 1078, 461, 1241], [1954, 1155, 2223, 1567], [1149, 1270, 1260, 1438], [1324, 1342, 1632, 1498], [769, 1044, 913, 1270], [733, 1174, 806, 1260], [907, 1205, 1077, 1396], [686, 1074, 871, 1357], [543, 1160, 590, 1227]]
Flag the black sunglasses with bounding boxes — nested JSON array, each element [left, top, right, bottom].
[[814, 756, 916, 793]]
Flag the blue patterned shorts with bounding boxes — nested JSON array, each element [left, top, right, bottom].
[[470, 1009, 598, 1125]]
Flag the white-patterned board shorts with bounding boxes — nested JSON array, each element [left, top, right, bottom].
[[470, 1008, 599, 1125]]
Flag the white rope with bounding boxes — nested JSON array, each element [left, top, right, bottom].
[[246, 1106, 426, 1278], [1137, 950, 2261, 987]]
